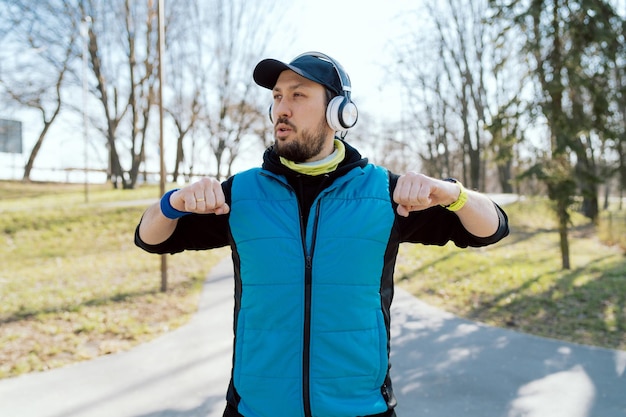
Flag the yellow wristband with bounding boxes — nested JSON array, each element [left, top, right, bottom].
[[442, 181, 468, 212]]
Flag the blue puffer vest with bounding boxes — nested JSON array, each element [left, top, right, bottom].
[[228, 164, 395, 417]]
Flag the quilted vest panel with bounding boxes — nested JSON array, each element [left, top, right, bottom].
[[229, 165, 394, 417]]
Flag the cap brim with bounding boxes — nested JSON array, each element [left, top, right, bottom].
[[254, 58, 328, 91], [253, 59, 293, 90]]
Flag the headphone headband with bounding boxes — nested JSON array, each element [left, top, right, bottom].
[[293, 51, 352, 97]]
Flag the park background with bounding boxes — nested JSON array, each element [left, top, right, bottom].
[[1, 0, 625, 379]]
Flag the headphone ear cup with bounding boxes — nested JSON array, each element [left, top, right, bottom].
[[326, 96, 358, 131], [268, 104, 274, 123], [340, 100, 358, 129]]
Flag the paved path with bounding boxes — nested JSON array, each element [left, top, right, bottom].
[[1, 257, 625, 417]]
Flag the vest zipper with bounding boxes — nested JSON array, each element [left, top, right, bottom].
[[261, 171, 324, 417], [302, 200, 322, 417]]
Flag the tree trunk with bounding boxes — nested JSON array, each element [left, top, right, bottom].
[[23, 122, 51, 181], [557, 196, 570, 270]]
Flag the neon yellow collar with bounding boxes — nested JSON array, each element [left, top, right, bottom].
[[280, 139, 345, 176]]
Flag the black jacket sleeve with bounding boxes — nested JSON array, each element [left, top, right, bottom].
[[388, 173, 509, 248], [134, 177, 234, 254]]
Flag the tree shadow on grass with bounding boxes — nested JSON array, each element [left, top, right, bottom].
[[0, 276, 202, 325], [470, 254, 626, 350], [395, 220, 626, 351], [395, 251, 460, 282]]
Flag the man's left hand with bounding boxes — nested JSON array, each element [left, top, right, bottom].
[[393, 172, 460, 217]]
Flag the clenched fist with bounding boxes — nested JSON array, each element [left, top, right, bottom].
[[170, 178, 230, 215], [393, 172, 460, 217]]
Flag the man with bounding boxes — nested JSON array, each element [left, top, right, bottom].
[[135, 51, 509, 417]]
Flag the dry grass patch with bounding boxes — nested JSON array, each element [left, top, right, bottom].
[[396, 198, 626, 351], [0, 181, 228, 379]]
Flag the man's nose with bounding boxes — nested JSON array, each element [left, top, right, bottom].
[[273, 98, 291, 120]]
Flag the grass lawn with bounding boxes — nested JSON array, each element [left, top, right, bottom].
[[0, 181, 228, 379], [396, 197, 626, 351]]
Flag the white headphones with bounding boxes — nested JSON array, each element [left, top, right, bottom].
[[270, 51, 359, 132]]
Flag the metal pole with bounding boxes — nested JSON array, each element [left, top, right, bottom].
[[81, 17, 91, 203], [157, 0, 168, 292]]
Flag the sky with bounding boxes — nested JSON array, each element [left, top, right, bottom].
[[0, 0, 422, 182], [271, 0, 420, 117]]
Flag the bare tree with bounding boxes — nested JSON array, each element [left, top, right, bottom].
[[125, 0, 159, 189], [80, 0, 160, 189], [0, 0, 291, 186], [391, 0, 524, 192], [485, 9, 530, 194], [162, 0, 205, 182], [197, 0, 285, 180], [392, 31, 458, 180], [349, 111, 412, 175], [0, 0, 81, 181], [143, 0, 290, 183]]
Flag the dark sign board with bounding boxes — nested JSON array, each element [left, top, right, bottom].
[[0, 119, 23, 154]]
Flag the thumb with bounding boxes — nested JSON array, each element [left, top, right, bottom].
[[214, 203, 230, 215], [396, 204, 410, 217]]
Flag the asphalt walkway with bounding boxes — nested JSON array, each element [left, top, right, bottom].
[[1, 257, 625, 417]]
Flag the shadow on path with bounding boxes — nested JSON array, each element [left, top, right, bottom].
[[390, 289, 626, 417]]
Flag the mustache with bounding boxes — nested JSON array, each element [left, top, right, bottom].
[[275, 117, 296, 129]]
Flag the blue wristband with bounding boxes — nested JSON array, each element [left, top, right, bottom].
[[160, 189, 190, 219]]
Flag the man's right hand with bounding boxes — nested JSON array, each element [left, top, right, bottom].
[[138, 178, 230, 245], [170, 178, 230, 215]]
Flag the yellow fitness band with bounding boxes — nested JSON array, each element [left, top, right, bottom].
[[442, 179, 468, 212]]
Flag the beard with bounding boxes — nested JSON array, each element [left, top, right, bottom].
[[273, 116, 329, 163]]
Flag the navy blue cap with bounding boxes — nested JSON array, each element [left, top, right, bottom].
[[253, 54, 343, 96]]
